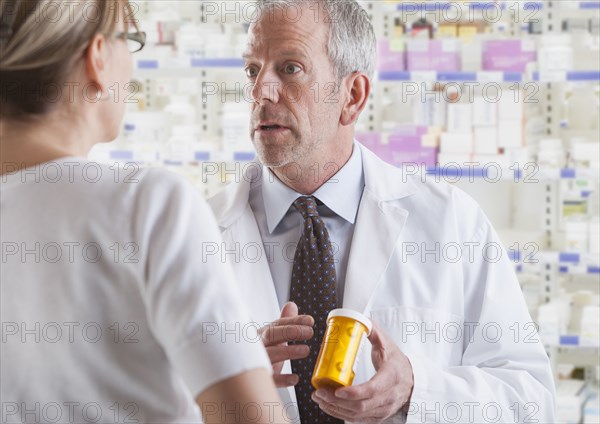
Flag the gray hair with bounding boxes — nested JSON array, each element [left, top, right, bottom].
[[254, 0, 376, 80]]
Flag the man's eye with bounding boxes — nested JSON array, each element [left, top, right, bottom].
[[284, 64, 301, 75], [245, 67, 258, 78]]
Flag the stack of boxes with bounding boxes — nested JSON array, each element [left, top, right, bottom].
[[361, 85, 530, 169], [376, 31, 538, 74], [405, 39, 460, 71], [482, 39, 538, 73], [555, 379, 591, 424], [438, 92, 525, 167], [377, 39, 406, 73], [356, 126, 438, 168]]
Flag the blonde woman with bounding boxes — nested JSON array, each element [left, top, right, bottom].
[[0, 1, 290, 423]]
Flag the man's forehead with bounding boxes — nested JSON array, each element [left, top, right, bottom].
[[249, 3, 329, 32], [247, 11, 328, 42]]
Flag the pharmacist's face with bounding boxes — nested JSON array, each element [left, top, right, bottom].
[[244, 5, 343, 168]]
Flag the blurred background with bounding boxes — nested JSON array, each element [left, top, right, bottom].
[[88, 2, 600, 422]]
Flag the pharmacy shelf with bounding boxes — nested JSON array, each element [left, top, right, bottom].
[[580, 1, 600, 8], [105, 149, 256, 164], [134, 60, 599, 83], [512, 251, 600, 275], [537, 168, 600, 180], [550, 335, 600, 349], [395, 1, 512, 11], [533, 71, 600, 82], [394, 1, 599, 11], [136, 58, 244, 71], [105, 148, 600, 182], [378, 70, 600, 82], [424, 166, 599, 181]]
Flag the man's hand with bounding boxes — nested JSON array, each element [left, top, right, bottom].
[[311, 322, 414, 423], [258, 302, 315, 388]]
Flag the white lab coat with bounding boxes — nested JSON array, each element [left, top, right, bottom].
[[208, 143, 555, 423]]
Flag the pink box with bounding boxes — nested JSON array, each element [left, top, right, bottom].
[[388, 126, 437, 168], [406, 39, 460, 71], [356, 129, 437, 168], [377, 40, 406, 72], [483, 40, 537, 73], [356, 132, 391, 163], [390, 148, 437, 168]]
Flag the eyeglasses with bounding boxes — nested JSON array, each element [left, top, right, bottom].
[[115, 31, 146, 53]]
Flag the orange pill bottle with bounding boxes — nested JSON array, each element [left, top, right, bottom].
[[311, 308, 372, 389]]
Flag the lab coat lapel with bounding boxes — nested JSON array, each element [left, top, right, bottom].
[[342, 144, 418, 313], [208, 165, 280, 325], [228, 205, 281, 326]]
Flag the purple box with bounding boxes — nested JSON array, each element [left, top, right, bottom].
[[377, 40, 406, 72], [406, 39, 460, 71], [357, 128, 437, 168], [483, 40, 537, 72], [390, 148, 437, 168], [356, 132, 391, 164], [387, 126, 437, 168]]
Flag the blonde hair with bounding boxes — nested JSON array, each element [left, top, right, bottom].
[[0, 0, 135, 118]]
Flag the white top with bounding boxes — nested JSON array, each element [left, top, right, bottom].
[[0, 158, 271, 423], [248, 144, 365, 309]]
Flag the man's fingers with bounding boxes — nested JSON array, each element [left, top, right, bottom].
[[334, 367, 392, 401], [280, 301, 299, 319], [313, 391, 390, 423], [258, 315, 314, 339], [261, 324, 314, 346], [311, 399, 356, 423], [367, 322, 387, 351], [267, 344, 310, 363], [313, 388, 384, 412], [271, 315, 315, 327], [273, 373, 300, 388]]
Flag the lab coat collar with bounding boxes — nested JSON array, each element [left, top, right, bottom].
[[342, 143, 419, 313], [261, 143, 364, 234], [209, 141, 419, 228], [208, 160, 261, 229]]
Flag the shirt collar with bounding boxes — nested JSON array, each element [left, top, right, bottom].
[[262, 142, 364, 234]]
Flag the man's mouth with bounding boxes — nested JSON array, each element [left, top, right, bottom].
[[261, 125, 282, 131], [257, 124, 288, 132]]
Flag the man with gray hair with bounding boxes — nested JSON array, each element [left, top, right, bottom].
[[209, 1, 555, 423]]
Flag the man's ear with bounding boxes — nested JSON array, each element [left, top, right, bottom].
[[84, 33, 108, 94], [340, 72, 371, 126]]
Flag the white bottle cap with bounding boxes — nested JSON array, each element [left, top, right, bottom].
[[327, 308, 373, 336]]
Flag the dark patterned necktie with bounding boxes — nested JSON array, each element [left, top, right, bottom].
[[289, 196, 343, 424]]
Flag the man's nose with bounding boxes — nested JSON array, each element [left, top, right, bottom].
[[251, 69, 281, 105]]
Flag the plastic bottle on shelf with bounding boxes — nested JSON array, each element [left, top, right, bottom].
[[537, 138, 566, 169], [537, 302, 561, 346], [538, 295, 571, 346], [580, 305, 600, 347], [589, 216, 600, 255], [436, 23, 458, 39], [164, 95, 196, 126], [570, 137, 600, 169], [409, 18, 433, 39], [538, 34, 573, 81], [394, 17, 406, 37], [564, 217, 589, 252], [566, 85, 599, 131]]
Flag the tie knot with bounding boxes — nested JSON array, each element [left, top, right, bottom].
[[293, 196, 319, 219]]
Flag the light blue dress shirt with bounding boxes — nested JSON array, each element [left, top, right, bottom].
[[248, 144, 365, 309]]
